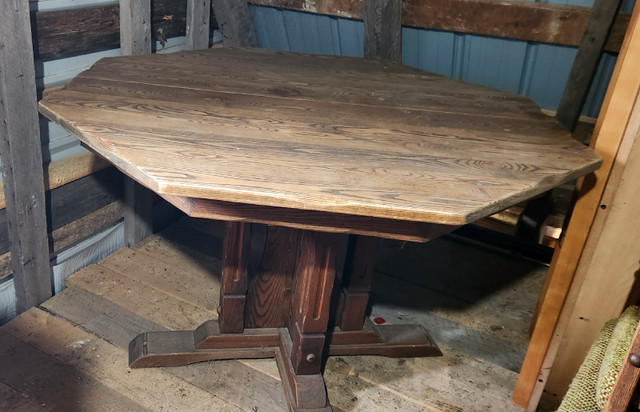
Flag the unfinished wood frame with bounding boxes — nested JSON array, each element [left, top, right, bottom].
[[0, 0, 53, 313], [513, 1, 640, 408]]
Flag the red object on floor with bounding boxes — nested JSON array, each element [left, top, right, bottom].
[[373, 317, 386, 325]]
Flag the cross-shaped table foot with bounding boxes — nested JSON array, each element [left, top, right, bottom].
[[128, 223, 441, 411]]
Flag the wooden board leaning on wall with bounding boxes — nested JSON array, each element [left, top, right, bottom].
[[32, 0, 630, 61]]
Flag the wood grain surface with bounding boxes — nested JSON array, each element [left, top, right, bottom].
[[39, 47, 601, 226]]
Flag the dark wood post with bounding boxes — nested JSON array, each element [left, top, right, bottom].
[[556, 0, 622, 131], [245, 226, 301, 328], [288, 232, 338, 376], [363, 0, 403, 63], [338, 236, 379, 330], [219, 222, 251, 333], [211, 0, 257, 47], [0, 0, 53, 313], [120, 0, 155, 247], [186, 0, 212, 50]]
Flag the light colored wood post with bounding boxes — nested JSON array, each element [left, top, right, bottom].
[[0, 0, 53, 312], [363, 0, 403, 63], [543, 91, 640, 403], [186, 0, 212, 50], [119, 0, 152, 55], [211, 0, 257, 47], [120, 0, 154, 247], [513, 1, 640, 408]]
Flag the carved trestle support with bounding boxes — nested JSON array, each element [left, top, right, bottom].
[[129, 224, 441, 411]]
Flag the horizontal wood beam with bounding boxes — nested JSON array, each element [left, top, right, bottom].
[[0, 167, 123, 258], [30, 0, 630, 60], [0, 201, 124, 283], [0, 152, 110, 211], [249, 0, 630, 52], [32, 0, 218, 60]]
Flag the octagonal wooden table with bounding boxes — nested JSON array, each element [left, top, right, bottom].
[[39, 47, 601, 411]]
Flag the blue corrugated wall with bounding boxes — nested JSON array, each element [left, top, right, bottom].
[[250, 0, 636, 118]]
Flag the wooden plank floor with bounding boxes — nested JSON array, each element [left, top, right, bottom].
[[0, 218, 544, 411]]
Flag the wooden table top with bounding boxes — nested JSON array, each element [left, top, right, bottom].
[[39, 47, 601, 226]]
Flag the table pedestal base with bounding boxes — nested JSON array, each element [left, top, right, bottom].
[[128, 223, 442, 411], [129, 319, 440, 411]]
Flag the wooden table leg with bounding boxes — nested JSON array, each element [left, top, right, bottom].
[[338, 235, 379, 331], [245, 226, 301, 328], [128, 225, 441, 411], [329, 234, 442, 358], [219, 222, 250, 333]]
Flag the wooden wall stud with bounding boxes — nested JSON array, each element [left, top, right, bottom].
[[120, 0, 155, 247], [0, 0, 53, 313], [186, 0, 212, 50], [119, 0, 152, 55], [363, 0, 403, 63]]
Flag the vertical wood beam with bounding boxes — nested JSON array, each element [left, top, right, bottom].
[[119, 0, 152, 55], [288, 232, 338, 376], [556, 0, 622, 131], [120, 0, 154, 247], [211, 0, 257, 47], [363, 0, 403, 63], [0, 0, 53, 312], [219, 222, 250, 333], [338, 236, 379, 331], [185, 0, 212, 51], [123, 178, 153, 247]]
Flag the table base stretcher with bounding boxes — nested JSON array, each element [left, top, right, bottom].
[[128, 222, 442, 411]]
